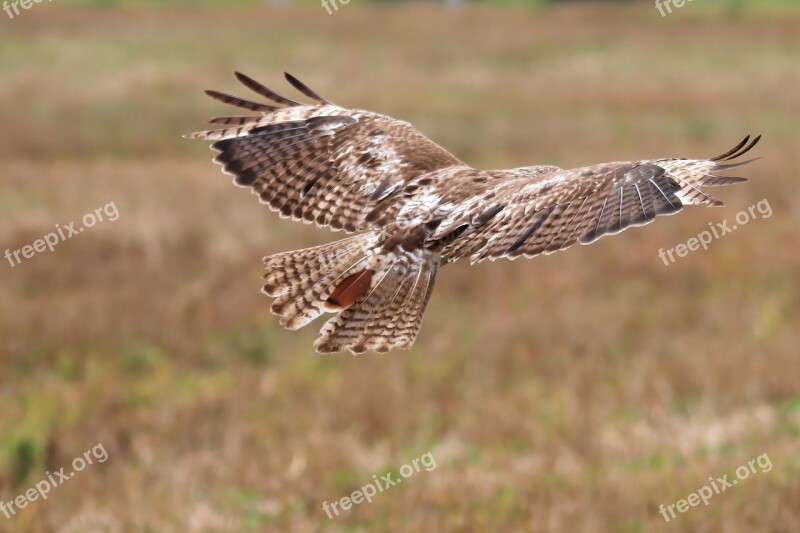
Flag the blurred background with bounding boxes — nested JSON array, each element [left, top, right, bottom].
[[1, 0, 798, 531]]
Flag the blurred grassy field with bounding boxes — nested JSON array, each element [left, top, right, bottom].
[[1, 1, 799, 532]]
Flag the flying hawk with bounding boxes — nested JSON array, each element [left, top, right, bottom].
[[187, 72, 760, 354]]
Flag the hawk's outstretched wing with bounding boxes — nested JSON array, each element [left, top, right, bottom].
[[434, 136, 761, 263], [185, 72, 464, 232]]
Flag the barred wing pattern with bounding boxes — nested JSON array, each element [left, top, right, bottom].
[[434, 136, 760, 263], [186, 72, 464, 233], [189, 73, 760, 353]]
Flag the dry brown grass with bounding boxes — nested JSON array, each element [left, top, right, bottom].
[[1, 3, 799, 532]]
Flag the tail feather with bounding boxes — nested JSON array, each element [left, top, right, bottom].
[[317, 259, 410, 353], [263, 232, 379, 330], [314, 248, 439, 354], [395, 259, 438, 347], [263, 233, 439, 353]]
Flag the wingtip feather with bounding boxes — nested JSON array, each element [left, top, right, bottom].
[[710, 134, 762, 162], [235, 71, 303, 107], [284, 72, 333, 105]]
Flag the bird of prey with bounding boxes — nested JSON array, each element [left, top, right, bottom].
[[187, 72, 760, 354]]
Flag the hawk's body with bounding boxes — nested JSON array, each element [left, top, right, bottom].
[[187, 73, 760, 354]]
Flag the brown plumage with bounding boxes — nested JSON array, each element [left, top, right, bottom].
[[187, 72, 761, 354], [325, 269, 374, 311]]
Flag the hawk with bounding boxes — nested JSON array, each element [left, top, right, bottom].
[[187, 72, 760, 354]]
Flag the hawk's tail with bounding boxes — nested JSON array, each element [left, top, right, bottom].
[[262, 232, 439, 354]]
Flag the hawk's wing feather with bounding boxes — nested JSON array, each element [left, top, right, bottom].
[[710, 134, 761, 161], [284, 72, 333, 105], [186, 72, 464, 233], [203, 90, 279, 113], [234, 71, 304, 107], [438, 136, 760, 263]]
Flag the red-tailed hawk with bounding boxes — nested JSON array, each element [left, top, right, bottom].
[[187, 72, 760, 354]]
